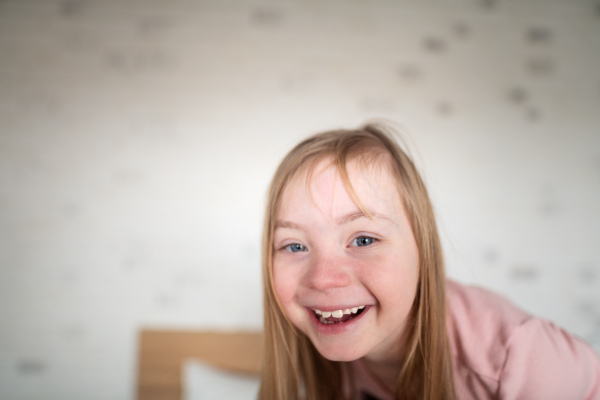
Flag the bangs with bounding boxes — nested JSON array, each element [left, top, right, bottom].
[[280, 134, 398, 221]]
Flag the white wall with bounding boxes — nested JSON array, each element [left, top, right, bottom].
[[0, 0, 599, 399]]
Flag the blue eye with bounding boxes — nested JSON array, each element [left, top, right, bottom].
[[352, 236, 375, 247], [286, 243, 307, 252]]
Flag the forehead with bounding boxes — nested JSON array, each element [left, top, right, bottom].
[[277, 156, 402, 219]]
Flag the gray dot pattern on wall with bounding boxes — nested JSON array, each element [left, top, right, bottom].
[[526, 27, 553, 45], [58, 0, 84, 17], [252, 7, 284, 26], [398, 64, 423, 81], [155, 293, 179, 307], [483, 248, 499, 265], [360, 98, 395, 113], [137, 16, 173, 35], [506, 86, 542, 122], [577, 301, 596, 315], [510, 265, 539, 281], [436, 101, 453, 116], [16, 360, 46, 375], [526, 57, 554, 76], [526, 107, 540, 121], [538, 184, 559, 217], [508, 87, 528, 104], [58, 202, 82, 218], [62, 325, 87, 341], [580, 266, 597, 283], [481, 0, 496, 9], [106, 50, 175, 73], [423, 37, 446, 53], [453, 22, 470, 38]]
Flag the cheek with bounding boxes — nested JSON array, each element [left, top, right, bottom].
[[361, 247, 419, 303], [272, 261, 300, 307]]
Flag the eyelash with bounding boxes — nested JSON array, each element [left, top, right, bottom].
[[284, 243, 307, 252], [281, 236, 377, 253], [351, 236, 376, 247]]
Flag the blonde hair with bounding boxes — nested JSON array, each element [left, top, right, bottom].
[[259, 123, 455, 400]]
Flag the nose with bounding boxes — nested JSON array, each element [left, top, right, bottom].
[[304, 249, 352, 292]]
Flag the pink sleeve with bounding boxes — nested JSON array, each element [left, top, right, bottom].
[[497, 317, 600, 400]]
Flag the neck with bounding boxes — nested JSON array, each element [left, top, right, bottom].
[[362, 325, 412, 393], [363, 357, 401, 392]]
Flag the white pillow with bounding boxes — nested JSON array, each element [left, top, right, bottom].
[[182, 359, 260, 400]]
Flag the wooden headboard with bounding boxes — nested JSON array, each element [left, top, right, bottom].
[[136, 330, 263, 400]]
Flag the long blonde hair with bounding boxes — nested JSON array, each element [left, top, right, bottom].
[[259, 123, 455, 400]]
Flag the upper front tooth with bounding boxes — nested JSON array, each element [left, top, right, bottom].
[[331, 310, 343, 318], [314, 309, 322, 315], [321, 311, 332, 318], [343, 309, 351, 315], [358, 305, 365, 309], [351, 307, 358, 314]]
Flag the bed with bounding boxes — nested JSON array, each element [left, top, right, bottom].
[[136, 329, 263, 400]]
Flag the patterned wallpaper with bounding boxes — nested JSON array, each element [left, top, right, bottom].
[[0, 0, 599, 398]]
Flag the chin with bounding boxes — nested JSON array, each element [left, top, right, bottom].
[[312, 342, 366, 362]]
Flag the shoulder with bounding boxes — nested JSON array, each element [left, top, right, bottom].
[[445, 280, 529, 389], [446, 279, 600, 400]]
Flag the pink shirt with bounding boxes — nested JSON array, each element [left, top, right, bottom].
[[346, 280, 600, 399]]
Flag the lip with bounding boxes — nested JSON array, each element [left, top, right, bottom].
[[306, 305, 371, 335]]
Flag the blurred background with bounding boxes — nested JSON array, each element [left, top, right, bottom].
[[1, 0, 599, 399]]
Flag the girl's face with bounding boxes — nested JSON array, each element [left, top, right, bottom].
[[273, 158, 419, 363]]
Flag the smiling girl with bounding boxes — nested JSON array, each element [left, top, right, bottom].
[[258, 123, 600, 400]]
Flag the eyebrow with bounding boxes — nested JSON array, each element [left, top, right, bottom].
[[274, 220, 303, 230], [336, 210, 394, 226], [274, 209, 394, 230]]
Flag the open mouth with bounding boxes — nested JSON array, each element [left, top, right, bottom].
[[312, 306, 366, 324]]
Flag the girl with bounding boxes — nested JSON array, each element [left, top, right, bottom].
[[258, 123, 600, 400]]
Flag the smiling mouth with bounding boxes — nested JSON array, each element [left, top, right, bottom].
[[312, 306, 366, 324]]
